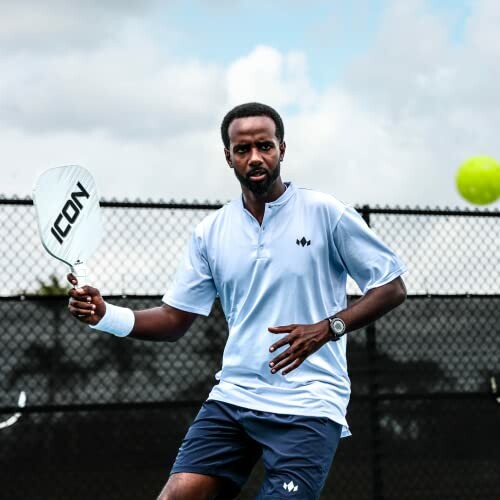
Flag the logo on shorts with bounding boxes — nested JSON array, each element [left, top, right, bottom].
[[283, 480, 299, 493]]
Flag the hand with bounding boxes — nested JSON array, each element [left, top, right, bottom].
[[268, 320, 331, 375], [67, 273, 106, 326]]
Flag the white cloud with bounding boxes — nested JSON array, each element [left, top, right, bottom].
[[226, 46, 316, 110], [308, 0, 500, 207], [0, 0, 159, 51], [465, 0, 500, 57], [0, 0, 499, 213], [0, 30, 225, 138]]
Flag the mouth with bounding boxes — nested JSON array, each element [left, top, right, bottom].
[[247, 169, 268, 182]]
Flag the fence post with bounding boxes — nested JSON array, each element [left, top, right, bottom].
[[361, 205, 384, 500]]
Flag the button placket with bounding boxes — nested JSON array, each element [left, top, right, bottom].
[[258, 205, 273, 255], [257, 225, 264, 257]]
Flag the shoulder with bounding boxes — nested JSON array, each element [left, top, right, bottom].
[[297, 187, 346, 209], [295, 186, 348, 226], [193, 199, 237, 240]]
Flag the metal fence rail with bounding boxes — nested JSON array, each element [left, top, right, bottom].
[[1, 198, 499, 500]]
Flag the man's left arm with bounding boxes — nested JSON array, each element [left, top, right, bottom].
[[268, 276, 407, 375]]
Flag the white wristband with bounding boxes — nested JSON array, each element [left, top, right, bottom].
[[89, 302, 135, 337]]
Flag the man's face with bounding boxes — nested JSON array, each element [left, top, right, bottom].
[[225, 115, 286, 196]]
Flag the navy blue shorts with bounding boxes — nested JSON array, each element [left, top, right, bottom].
[[170, 400, 342, 499]]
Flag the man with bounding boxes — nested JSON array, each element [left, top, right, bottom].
[[68, 102, 407, 499]]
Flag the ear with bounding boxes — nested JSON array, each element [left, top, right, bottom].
[[224, 148, 233, 168], [279, 141, 286, 161]]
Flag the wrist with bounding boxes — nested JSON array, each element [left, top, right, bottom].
[[320, 319, 332, 340], [89, 302, 135, 337]]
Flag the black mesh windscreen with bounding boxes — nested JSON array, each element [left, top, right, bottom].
[[1, 199, 498, 499]]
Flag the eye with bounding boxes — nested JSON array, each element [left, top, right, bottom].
[[234, 145, 249, 154], [259, 143, 273, 151]]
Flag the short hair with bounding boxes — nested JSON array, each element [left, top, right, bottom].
[[220, 102, 285, 148]]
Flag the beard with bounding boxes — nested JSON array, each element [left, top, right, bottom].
[[234, 161, 281, 197]]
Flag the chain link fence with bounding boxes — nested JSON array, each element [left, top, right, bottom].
[[1, 198, 499, 499]]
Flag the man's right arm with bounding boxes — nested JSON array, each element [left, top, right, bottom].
[[131, 305, 197, 341], [67, 274, 197, 341]]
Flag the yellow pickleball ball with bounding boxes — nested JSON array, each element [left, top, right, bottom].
[[456, 156, 500, 205]]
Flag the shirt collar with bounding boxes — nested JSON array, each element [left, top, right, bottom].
[[238, 181, 296, 210]]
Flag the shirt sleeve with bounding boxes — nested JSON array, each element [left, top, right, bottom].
[[162, 229, 217, 316], [333, 206, 406, 294]]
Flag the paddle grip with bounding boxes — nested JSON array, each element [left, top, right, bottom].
[[71, 262, 88, 288]]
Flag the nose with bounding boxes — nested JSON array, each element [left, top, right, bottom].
[[249, 146, 263, 165]]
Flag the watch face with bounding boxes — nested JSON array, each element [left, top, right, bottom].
[[331, 318, 346, 335]]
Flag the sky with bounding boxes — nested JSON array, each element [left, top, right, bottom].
[[1, 0, 499, 208]]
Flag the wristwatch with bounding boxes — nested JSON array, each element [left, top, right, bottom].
[[328, 316, 346, 341]]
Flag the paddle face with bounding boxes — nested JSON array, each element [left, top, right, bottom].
[[33, 165, 102, 269]]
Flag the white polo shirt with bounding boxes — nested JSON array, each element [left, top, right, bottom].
[[163, 182, 406, 437]]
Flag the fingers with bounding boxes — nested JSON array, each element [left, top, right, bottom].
[[69, 297, 95, 310], [67, 281, 104, 326], [281, 358, 303, 375], [268, 325, 295, 334], [268, 324, 321, 375], [269, 339, 299, 373], [268, 325, 296, 352], [269, 330, 296, 373], [67, 273, 77, 286], [68, 286, 98, 323], [269, 350, 304, 375], [68, 297, 96, 317], [269, 335, 290, 353], [67, 285, 100, 298], [269, 349, 292, 372], [69, 305, 96, 317]]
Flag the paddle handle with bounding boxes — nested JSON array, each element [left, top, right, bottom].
[[71, 262, 88, 288]]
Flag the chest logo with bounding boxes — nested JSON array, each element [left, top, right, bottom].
[[296, 237, 311, 247]]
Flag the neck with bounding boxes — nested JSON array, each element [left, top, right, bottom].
[[241, 178, 286, 224]]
